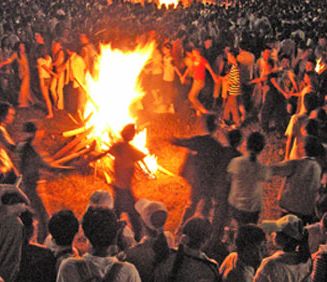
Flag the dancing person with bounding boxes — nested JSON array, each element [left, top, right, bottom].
[[271, 136, 322, 225], [172, 115, 223, 225], [36, 45, 57, 118], [15, 121, 71, 242], [0, 102, 18, 184], [0, 42, 34, 107], [109, 124, 146, 241], [181, 48, 218, 115], [222, 48, 243, 128], [50, 40, 66, 110], [228, 132, 270, 226]]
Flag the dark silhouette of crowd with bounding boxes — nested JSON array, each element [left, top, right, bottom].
[[0, 0, 327, 281]]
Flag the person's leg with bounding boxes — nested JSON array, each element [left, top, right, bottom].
[[40, 79, 53, 118], [229, 96, 241, 127], [56, 73, 65, 110], [223, 95, 232, 121], [188, 80, 207, 113], [18, 76, 30, 107], [124, 189, 142, 241]]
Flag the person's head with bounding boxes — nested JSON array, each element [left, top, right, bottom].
[[246, 132, 265, 161], [191, 48, 202, 59], [22, 121, 37, 140], [205, 115, 217, 134], [305, 58, 315, 72], [135, 198, 168, 234], [0, 102, 15, 125], [20, 210, 35, 243], [304, 135, 323, 158], [121, 123, 136, 142], [162, 42, 172, 55], [181, 217, 212, 250], [79, 33, 90, 45], [37, 45, 48, 58], [262, 46, 271, 61], [227, 129, 242, 149], [227, 48, 239, 64], [235, 224, 266, 268], [280, 55, 290, 68], [304, 118, 319, 137], [82, 207, 119, 249], [51, 40, 62, 55], [204, 36, 213, 49], [303, 71, 318, 89], [48, 210, 79, 247], [88, 190, 114, 209], [303, 94, 318, 114]]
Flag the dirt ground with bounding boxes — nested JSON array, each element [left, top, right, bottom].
[[8, 101, 287, 235]]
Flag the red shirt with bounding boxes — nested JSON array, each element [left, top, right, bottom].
[[192, 56, 207, 81]]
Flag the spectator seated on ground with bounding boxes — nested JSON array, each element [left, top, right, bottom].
[[16, 209, 57, 282], [306, 212, 327, 254], [57, 207, 141, 282], [154, 217, 221, 282], [124, 198, 174, 282], [87, 189, 136, 252], [45, 209, 80, 271], [256, 214, 312, 282], [220, 224, 266, 282]]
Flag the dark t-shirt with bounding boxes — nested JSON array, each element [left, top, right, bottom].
[[15, 243, 57, 282], [109, 141, 146, 188]]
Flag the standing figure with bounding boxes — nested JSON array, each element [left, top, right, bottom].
[[223, 48, 243, 128], [181, 48, 218, 115], [15, 122, 70, 242], [0, 102, 17, 184], [65, 44, 87, 121], [172, 115, 223, 224], [0, 42, 34, 107], [228, 132, 270, 226], [109, 124, 146, 241], [50, 41, 66, 110], [36, 45, 57, 118]]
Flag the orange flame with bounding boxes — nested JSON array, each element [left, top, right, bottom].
[[315, 57, 326, 75], [85, 42, 158, 175]]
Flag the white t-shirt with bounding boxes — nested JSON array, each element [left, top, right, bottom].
[[227, 155, 271, 212], [37, 56, 52, 79], [57, 253, 141, 282]]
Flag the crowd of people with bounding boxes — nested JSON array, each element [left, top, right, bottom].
[[0, 0, 327, 281]]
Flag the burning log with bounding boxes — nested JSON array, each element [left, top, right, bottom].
[[52, 141, 96, 165], [52, 128, 94, 160], [63, 126, 92, 138]]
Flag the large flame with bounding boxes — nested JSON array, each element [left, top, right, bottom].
[[85, 42, 158, 175]]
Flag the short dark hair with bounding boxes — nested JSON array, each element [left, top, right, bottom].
[[304, 136, 323, 157], [0, 101, 12, 122], [23, 121, 37, 133], [247, 132, 265, 154], [48, 210, 79, 246], [205, 115, 217, 133], [235, 224, 266, 253], [182, 217, 212, 249], [227, 129, 242, 148], [82, 207, 118, 248]]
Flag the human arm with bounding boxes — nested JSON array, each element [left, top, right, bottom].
[[205, 61, 218, 82], [0, 53, 17, 69], [180, 67, 191, 84], [270, 160, 295, 177], [270, 77, 289, 99]]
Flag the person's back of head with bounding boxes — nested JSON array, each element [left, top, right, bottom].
[[82, 207, 118, 249], [0, 102, 12, 123], [235, 224, 266, 268], [304, 135, 323, 158], [20, 210, 35, 243], [182, 217, 212, 250], [121, 124, 136, 142], [246, 132, 265, 161], [48, 210, 79, 247], [205, 115, 217, 134], [227, 129, 242, 149], [304, 94, 318, 114]]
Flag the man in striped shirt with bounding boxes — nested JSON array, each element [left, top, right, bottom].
[[223, 48, 242, 128]]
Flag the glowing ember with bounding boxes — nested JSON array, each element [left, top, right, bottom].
[[85, 42, 158, 175]]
